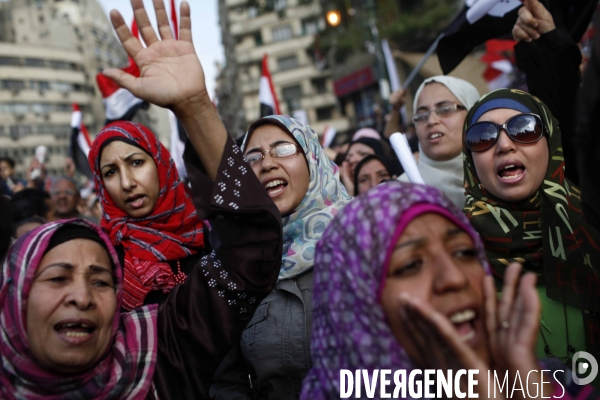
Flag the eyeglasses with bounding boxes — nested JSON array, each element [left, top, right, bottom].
[[50, 189, 76, 197], [465, 113, 544, 152], [243, 143, 301, 166], [412, 103, 466, 124]]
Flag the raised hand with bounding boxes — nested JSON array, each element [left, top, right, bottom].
[[389, 89, 406, 111], [484, 263, 550, 399], [104, 0, 209, 118], [513, 0, 556, 43]]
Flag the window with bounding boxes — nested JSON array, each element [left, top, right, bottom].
[[282, 85, 302, 111], [247, 6, 258, 18], [312, 78, 327, 94], [254, 31, 263, 46], [302, 18, 319, 35], [272, 25, 292, 42], [316, 106, 334, 121], [1, 80, 25, 90], [24, 58, 46, 67], [37, 81, 50, 91], [0, 57, 20, 66], [277, 55, 298, 72], [49, 60, 71, 70], [274, 0, 286, 11]]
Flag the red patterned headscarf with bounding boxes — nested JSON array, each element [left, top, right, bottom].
[[88, 121, 204, 310]]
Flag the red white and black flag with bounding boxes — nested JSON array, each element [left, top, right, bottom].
[[68, 104, 94, 180], [259, 54, 281, 117], [96, 19, 146, 124], [437, 0, 521, 75], [437, 0, 598, 75]]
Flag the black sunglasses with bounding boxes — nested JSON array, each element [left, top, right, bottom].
[[465, 113, 544, 152]]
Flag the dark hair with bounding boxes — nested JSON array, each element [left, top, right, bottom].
[[0, 196, 15, 261], [11, 189, 50, 223], [0, 157, 15, 169], [353, 155, 394, 196]]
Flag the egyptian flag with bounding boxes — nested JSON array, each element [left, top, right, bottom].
[[68, 104, 93, 180], [96, 19, 145, 124], [259, 54, 281, 117], [437, 0, 521, 75], [438, 0, 598, 75], [480, 39, 517, 89], [321, 125, 337, 148]]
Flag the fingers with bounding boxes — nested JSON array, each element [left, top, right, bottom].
[[179, 1, 193, 43], [102, 68, 140, 95], [513, 273, 540, 342], [513, 24, 535, 43], [132, 0, 159, 46], [400, 295, 485, 371], [110, 9, 144, 58], [153, 0, 174, 41], [525, 0, 550, 19], [518, 5, 539, 30], [484, 275, 498, 336], [498, 263, 522, 328]]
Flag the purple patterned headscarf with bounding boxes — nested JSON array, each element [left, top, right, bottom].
[[301, 181, 490, 399]]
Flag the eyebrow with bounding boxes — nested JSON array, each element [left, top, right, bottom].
[[393, 227, 468, 250], [100, 152, 144, 170], [37, 263, 113, 276], [245, 140, 293, 154], [417, 100, 455, 111]]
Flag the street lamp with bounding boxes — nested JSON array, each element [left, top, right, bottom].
[[326, 10, 341, 27]]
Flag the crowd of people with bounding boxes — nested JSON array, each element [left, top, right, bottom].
[[0, 0, 599, 398]]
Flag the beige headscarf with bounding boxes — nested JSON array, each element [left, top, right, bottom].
[[399, 76, 480, 208]]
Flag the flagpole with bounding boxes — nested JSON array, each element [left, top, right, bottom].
[[401, 32, 445, 90]]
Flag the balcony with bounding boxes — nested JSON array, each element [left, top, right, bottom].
[[237, 35, 315, 65]]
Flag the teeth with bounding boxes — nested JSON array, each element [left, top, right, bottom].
[[265, 180, 285, 189], [429, 133, 442, 139], [500, 173, 523, 180], [460, 329, 476, 342], [449, 309, 475, 324], [504, 165, 515, 170], [65, 331, 91, 338]]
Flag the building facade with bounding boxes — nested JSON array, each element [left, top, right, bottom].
[[219, 0, 351, 137], [0, 0, 168, 178]]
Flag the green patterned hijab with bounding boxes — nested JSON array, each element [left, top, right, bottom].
[[463, 89, 600, 314], [243, 116, 351, 280]]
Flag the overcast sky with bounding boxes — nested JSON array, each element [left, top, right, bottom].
[[96, 0, 223, 100]]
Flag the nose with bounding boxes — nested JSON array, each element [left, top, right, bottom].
[[426, 110, 441, 126], [120, 168, 135, 190], [432, 251, 469, 294], [260, 152, 278, 172], [495, 129, 516, 154], [65, 279, 95, 310]]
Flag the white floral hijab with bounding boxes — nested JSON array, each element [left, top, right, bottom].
[[242, 115, 351, 280]]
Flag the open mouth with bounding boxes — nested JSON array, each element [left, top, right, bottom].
[[497, 162, 525, 181], [125, 194, 146, 208], [264, 179, 288, 197], [448, 309, 477, 342], [54, 320, 97, 339]]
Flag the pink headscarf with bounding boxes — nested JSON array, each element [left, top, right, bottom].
[[0, 219, 158, 399]]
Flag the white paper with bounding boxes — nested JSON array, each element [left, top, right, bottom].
[[390, 133, 424, 184]]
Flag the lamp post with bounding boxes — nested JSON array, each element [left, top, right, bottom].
[[365, 0, 390, 105]]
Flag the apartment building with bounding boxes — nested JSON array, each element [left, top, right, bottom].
[[0, 0, 168, 178], [221, 0, 351, 136]]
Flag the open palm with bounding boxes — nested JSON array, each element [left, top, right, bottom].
[[104, 0, 207, 114]]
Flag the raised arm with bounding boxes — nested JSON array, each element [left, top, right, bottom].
[[104, 0, 227, 180]]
